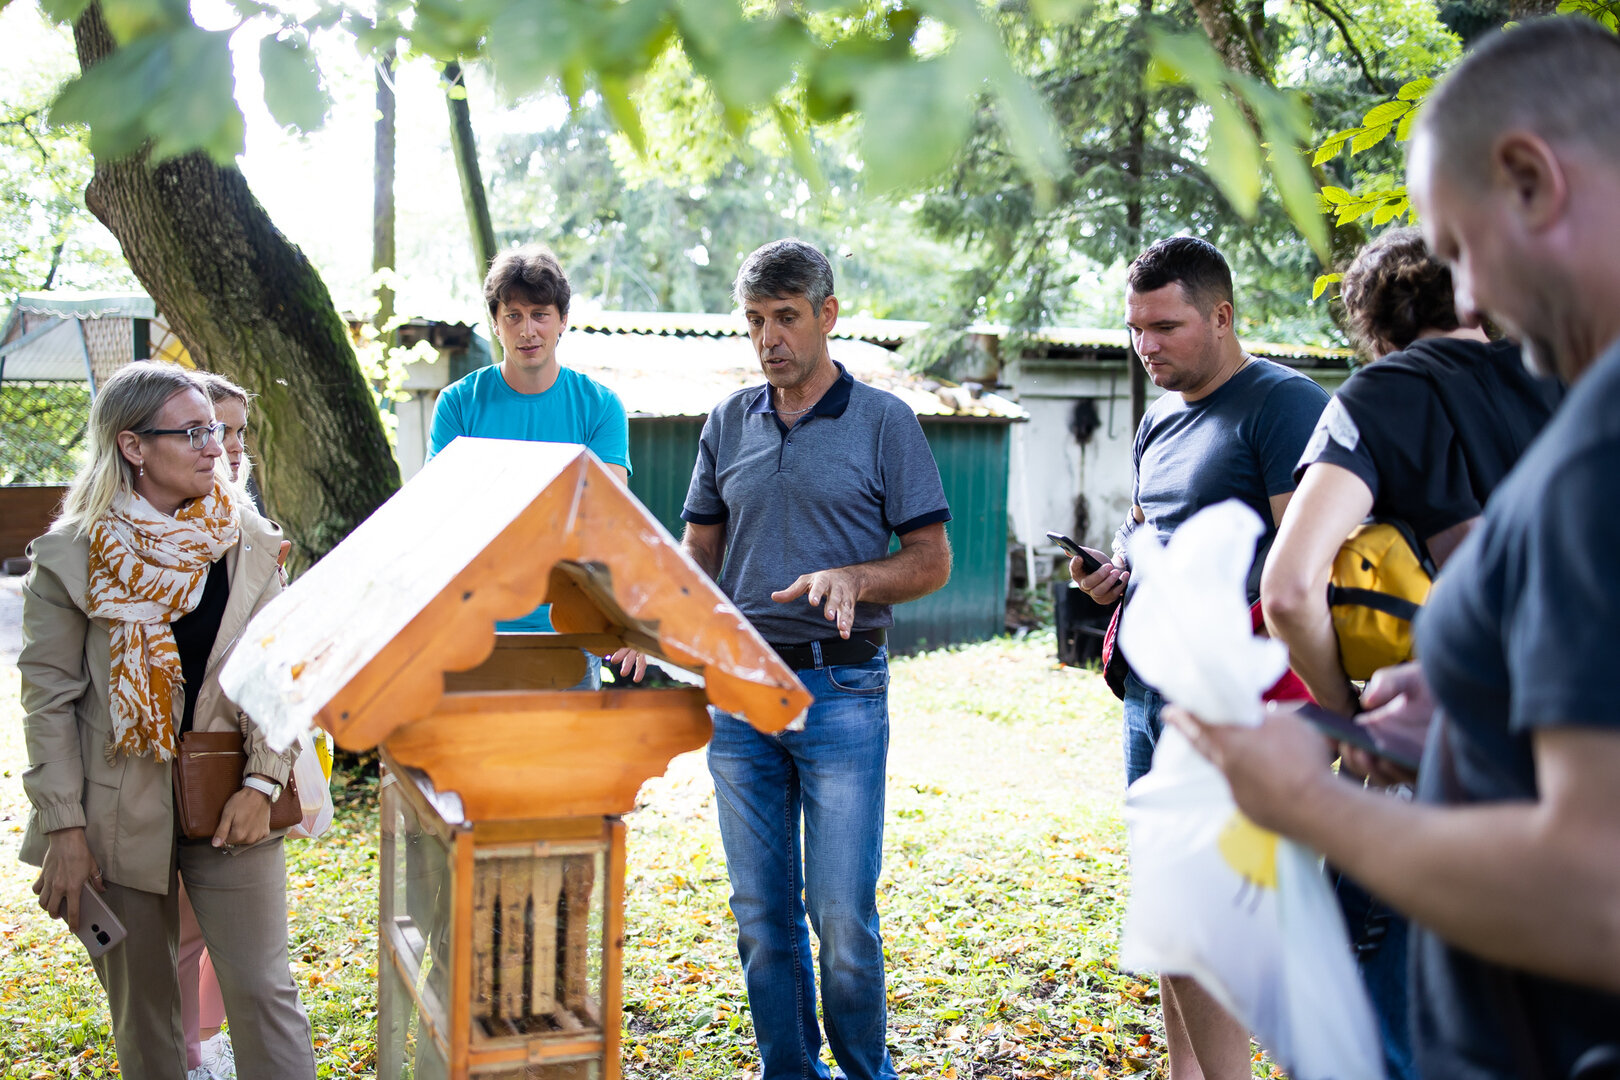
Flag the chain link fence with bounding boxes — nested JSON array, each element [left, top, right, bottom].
[[0, 380, 91, 485]]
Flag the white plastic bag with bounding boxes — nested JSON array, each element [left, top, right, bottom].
[[287, 728, 335, 840], [1116, 500, 1384, 1080]]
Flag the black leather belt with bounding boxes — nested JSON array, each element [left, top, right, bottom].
[[768, 629, 887, 670]]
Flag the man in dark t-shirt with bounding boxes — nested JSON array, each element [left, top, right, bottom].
[[1072, 236, 1328, 1080], [1161, 19, 1620, 1078]]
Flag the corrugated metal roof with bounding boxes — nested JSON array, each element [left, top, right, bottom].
[[0, 317, 89, 380], [569, 310, 1354, 364], [975, 323, 1353, 363], [569, 309, 930, 347], [560, 330, 1026, 421], [13, 291, 156, 319]]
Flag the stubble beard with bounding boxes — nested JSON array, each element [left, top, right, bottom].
[[1148, 328, 1222, 395], [761, 351, 816, 391]]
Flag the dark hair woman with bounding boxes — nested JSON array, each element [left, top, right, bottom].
[[18, 360, 315, 1078]]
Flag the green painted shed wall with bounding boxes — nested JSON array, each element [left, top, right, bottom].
[[625, 417, 1011, 655]]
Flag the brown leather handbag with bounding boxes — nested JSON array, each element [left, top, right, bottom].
[[172, 731, 300, 840]]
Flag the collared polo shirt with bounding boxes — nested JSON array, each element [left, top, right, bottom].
[[682, 363, 950, 644]]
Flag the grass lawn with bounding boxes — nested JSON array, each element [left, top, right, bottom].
[[0, 633, 1259, 1079]]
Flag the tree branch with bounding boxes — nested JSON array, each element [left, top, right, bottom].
[[1303, 0, 1386, 95]]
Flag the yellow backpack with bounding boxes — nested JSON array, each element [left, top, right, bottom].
[[1328, 520, 1437, 681]]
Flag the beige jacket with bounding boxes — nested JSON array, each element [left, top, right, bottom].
[[18, 508, 297, 894]]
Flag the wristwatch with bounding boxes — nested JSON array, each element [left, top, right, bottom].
[[242, 775, 283, 801]]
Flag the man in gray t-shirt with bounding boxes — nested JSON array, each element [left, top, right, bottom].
[[679, 239, 951, 1080], [1073, 236, 1327, 1080]]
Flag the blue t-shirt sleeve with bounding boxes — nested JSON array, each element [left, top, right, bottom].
[[878, 402, 951, 535], [427, 382, 466, 461], [586, 387, 632, 475], [681, 409, 728, 526], [1254, 376, 1330, 497], [1507, 445, 1620, 734]]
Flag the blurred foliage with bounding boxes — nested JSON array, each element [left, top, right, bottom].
[[900, 0, 1468, 356], [1303, 1, 1616, 301], [38, 0, 1066, 199], [0, 381, 91, 485], [0, 4, 137, 297], [486, 90, 961, 318]]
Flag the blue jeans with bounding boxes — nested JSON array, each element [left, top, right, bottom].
[[707, 649, 896, 1080], [1333, 870, 1415, 1079], [1123, 669, 1165, 786]]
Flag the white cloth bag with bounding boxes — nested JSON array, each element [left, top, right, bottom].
[[1116, 500, 1384, 1080]]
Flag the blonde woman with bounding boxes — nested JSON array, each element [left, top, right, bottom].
[[197, 370, 253, 490], [19, 360, 315, 1078]]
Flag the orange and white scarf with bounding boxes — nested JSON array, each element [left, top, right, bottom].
[[85, 481, 241, 761]]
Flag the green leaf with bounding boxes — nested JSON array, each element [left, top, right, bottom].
[[101, 0, 189, 43], [1319, 185, 1353, 206], [1311, 128, 1355, 166], [1371, 199, 1405, 226], [1396, 76, 1434, 102], [1264, 136, 1330, 263], [599, 73, 647, 155], [486, 0, 583, 96], [949, 13, 1065, 200], [51, 25, 246, 163], [37, 0, 93, 23], [586, 0, 675, 80], [772, 102, 825, 195], [1336, 202, 1372, 226], [1360, 99, 1409, 128], [1029, 0, 1092, 21], [1203, 91, 1262, 220], [677, 8, 808, 109], [409, 0, 501, 61], [1349, 122, 1392, 154], [1395, 109, 1417, 144], [260, 34, 332, 133], [857, 55, 974, 192], [1311, 273, 1341, 301]]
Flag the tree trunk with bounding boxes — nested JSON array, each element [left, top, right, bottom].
[[1127, 0, 1151, 435], [444, 63, 497, 287], [73, 4, 400, 571], [374, 49, 397, 331], [1189, 0, 1365, 274]]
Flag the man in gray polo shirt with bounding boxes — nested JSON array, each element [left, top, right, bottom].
[[681, 239, 952, 1080]]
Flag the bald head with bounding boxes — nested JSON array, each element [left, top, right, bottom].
[[1415, 17, 1620, 190]]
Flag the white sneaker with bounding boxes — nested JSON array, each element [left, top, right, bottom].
[[199, 1032, 236, 1080]]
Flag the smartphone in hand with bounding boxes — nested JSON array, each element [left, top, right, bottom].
[[1285, 702, 1424, 774], [74, 883, 127, 958], [1047, 531, 1105, 576]]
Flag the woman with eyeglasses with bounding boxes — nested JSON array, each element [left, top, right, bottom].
[[17, 360, 315, 1078]]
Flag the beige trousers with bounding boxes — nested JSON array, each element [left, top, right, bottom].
[[90, 837, 315, 1080]]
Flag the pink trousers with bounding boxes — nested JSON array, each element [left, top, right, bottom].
[[177, 881, 228, 1070]]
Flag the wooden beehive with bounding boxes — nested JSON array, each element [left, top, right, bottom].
[[220, 439, 811, 1079]]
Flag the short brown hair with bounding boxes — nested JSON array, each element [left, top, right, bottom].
[[1340, 227, 1460, 358], [484, 244, 571, 322], [1126, 236, 1234, 316]]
